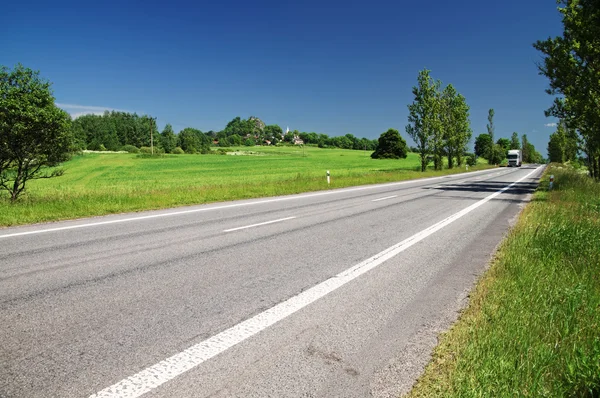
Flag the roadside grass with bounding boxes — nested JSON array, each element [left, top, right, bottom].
[[408, 164, 600, 397], [0, 146, 491, 227]]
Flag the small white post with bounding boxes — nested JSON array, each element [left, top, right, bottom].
[[466, 164, 469, 171], [326, 170, 330, 185], [549, 175, 554, 190]]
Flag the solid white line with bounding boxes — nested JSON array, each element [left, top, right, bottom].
[[371, 195, 398, 202], [223, 217, 296, 232], [0, 168, 501, 239], [89, 166, 542, 398]]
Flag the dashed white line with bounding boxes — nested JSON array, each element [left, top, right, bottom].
[[223, 217, 296, 232], [89, 165, 543, 398], [0, 168, 502, 239], [371, 195, 398, 202]]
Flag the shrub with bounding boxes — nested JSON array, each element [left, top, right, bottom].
[[139, 146, 164, 155], [171, 147, 185, 154], [466, 155, 477, 166], [98, 144, 107, 152], [121, 145, 139, 153]]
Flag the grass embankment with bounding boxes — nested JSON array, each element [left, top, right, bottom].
[[409, 164, 600, 397], [0, 146, 490, 227]]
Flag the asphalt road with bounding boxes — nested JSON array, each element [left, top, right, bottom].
[[0, 165, 544, 398]]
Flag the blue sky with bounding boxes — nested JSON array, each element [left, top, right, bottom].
[[2, 0, 562, 154]]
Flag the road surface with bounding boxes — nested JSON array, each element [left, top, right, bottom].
[[0, 165, 544, 398]]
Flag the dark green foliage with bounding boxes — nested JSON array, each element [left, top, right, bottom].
[[177, 127, 209, 154], [121, 145, 139, 153], [534, 0, 600, 179], [510, 132, 521, 150], [371, 129, 408, 159], [474, 134, 492, 158], [0, 64, 72, 202], [466, 154, 477, 166], [171, 147, 184, 154], [160, 124, 177, 154], [72, 111, 157, 151]]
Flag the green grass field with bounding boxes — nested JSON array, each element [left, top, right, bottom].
[[0, 146, 490, 227], [408, 164, 600, 397]]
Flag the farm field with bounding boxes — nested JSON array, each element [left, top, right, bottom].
[[0, 146, 490, 227]]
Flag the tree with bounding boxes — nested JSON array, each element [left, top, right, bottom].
[[177, 128, 208, 153], [521, 134, 531, 163], [486, 109, 498, 164], [160, 124, 177, 153], [547, 121, 579, 163], [371, 129, 408, 159], [441, 84, 472, 168], [510, 132, 521, 149], [0, 64, 72, 202], [474, 133, 492, 158], [548, 131, 566, 163], [406, 69, 439, 172], [497, 138, 511, 158], [534, 0, 600, 178]]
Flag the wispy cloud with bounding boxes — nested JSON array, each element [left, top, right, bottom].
[[544, 122, 557, 128], [56, 103, 132, 119]]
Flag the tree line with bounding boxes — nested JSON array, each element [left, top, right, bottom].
[[402, 69, 473, 171], [72, 112, 379, 154], [535, 0, 600, 179]]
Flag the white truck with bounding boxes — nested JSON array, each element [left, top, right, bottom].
[[507, 149, 522, 167]]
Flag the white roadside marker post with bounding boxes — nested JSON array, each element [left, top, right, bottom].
[[327, 170, 330, 185]]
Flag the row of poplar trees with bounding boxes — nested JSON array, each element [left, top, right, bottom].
[[534, 0, 600, 180], [405, 69, 472, 172]]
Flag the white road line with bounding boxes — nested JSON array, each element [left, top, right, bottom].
[[89, 166, 543, 398], [371, 195, 398, 202], [223, 217, 296, 232], [0, 168, 500, 239]]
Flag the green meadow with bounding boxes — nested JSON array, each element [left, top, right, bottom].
[[0, 146, 490, 227]]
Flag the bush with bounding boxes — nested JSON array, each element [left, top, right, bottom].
[[98, 144, 107, 152], [466, 155, 477, 166], [139, 146, 164, 154], [171, 147, 184, 154], [121, 145, 139, 153]]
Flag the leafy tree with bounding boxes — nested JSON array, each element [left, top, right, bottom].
[[263, 125, 282, 141], [486, 109, 498, 164], [441, 84, 472, 168], [497, 138, 511, 158], [406, 69, 439, 171], [178, 127, 208, 153], [534, 0, 600, 178], [160, 124, 177, 154], [522, 134, 531, 163], [229, 134, 242, 146], [0, 64, 72, 202], [244, 138, 255, 146], [548, 130, 566, 163], [474, 133, 492, 158], [510, 132, 521, 150], [547, 121, 579, 163], [371, 129, 408, 159]]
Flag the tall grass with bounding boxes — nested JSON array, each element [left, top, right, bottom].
[[0, 147, 491, 226], [409, 164, 600, 397]]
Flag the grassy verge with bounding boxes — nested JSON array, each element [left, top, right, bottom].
[[0, 147, 491, 227], [408, 164, 600, 397]]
